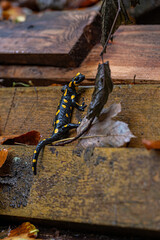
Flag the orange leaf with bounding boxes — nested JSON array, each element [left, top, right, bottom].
[[0, 131, 40, 145], [1, 1, 11, 11], [0, 148, 8, 168], [8, 222, 39, 238], [142, 139, 160, 150], [2, 6, 26, 22]]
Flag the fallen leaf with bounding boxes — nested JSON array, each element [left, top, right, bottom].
[[68, 0, 99, 8], [6, 222, 39, 239], [2, 6, 26, 22], [0, 131, 40, 145], [142, 139, 160, 150], [77, 103, 135, 148], [87, 61, 113, 119], [5, 234, 41, 240], [0, 148, 9, 168], [1, 1, 11, 11], [101, 0, 130, 52]]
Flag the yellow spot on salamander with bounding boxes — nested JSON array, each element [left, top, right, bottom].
[[62, 104, 66, 108], [64, 124, 68, 127], [74, 81, 78, 86], [69, 82, 72, 88], [56, 109, 60, 115], [32, 167, 34, 171], [64, 99, 68, 103], [54, 128, 59, 133], [64, 89, 67, 96], [70, 106, 72, 110], [34, 150, 37, 154], [78, 121, 81, 124], [66, 113, 69, 117], [76, 72, 80, 76], [43, 139, 46, 141], [33, 159, 36, 163], [56, 120, 60, 124], [71, 95, 75, 99]]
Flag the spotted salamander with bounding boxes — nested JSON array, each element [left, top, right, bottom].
[[32, 73, 86, 175]]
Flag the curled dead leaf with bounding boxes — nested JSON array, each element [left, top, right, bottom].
[[101, 0, 130, 52], [0, 148, 9, 168], [78, 103, 135, 148], [142, 139, 160, 150], [0, 131, 40, 145], [6, 222, 39, 239], [87, 62, 113, 119]]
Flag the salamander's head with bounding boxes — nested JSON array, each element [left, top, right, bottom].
[[68, 73, 85, 89]]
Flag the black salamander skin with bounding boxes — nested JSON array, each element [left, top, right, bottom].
[[32, 73, 86, 175]]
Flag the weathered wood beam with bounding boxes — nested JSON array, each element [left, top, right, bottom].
[[0, 8, 100, 67], [1, 85, 160, 147], [0, 146, 160, 232], [0, 25, 160, 84]]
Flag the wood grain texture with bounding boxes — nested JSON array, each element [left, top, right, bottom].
[[0, 84, 160, 147], [1, 145, 160, 232], [0, 25, 159, 84], [0, 9, 100, 67]]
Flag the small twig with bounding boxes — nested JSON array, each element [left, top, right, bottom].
[[100, 0, 121, 60], [3, 87, 17, 133], [14, 142, 31, 147]]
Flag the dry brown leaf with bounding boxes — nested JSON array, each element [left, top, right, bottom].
[[101, 0, 130, 52], [0, 131, 40, 145], [5, 222, 39, 239], [87, 62, 113, 119], [68, 0, 99, 8], [2, 6, 26, 22], [0, 148, 9, 168], [77, 103, 135, 148], [5, 234, 41, 240], [1, 1, 11, 10], [142, 139, 160, 150]]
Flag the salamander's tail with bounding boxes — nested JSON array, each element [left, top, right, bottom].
[[32, 134, 58, 175]]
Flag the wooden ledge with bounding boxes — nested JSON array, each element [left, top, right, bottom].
[[0, 146, 160, 232], [1, 84, 160, 147]]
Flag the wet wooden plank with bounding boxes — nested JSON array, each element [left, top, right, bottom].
[[0, 8, 100, 67], [0, 84, 160, 147], [0, 25, 159, 84], [1, 145, 160, 233]]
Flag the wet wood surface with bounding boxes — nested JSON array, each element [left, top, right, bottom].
[[0, 84, 160, 148], [0, 8, 100, 67], [0, 25, 160, 84], [1, 145, 160, 233]]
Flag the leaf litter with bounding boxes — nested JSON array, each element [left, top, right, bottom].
[[0, 130, 40, 145], [3, 222, 40, 240], [142, 139, 160, 150], [0, 148, 9, 168], [77, 103, 135, 148]]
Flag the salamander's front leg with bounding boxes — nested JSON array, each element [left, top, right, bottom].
[[62, 123, 80, 131], [71, 95, 87, 111]]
